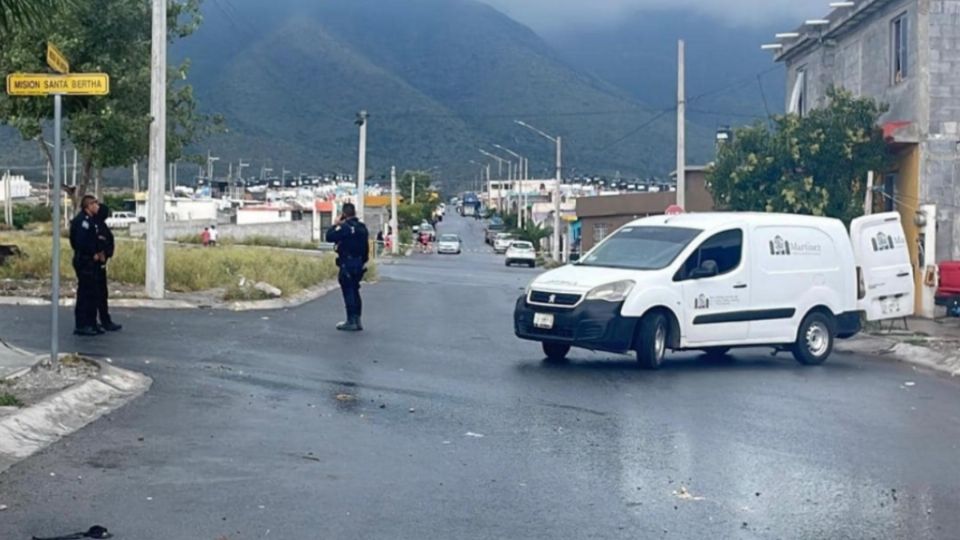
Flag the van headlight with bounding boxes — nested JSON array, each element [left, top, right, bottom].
[[585, 280, 635, 302]]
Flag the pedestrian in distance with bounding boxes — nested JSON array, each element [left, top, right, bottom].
[[325, 202, 369, 332], [69, 195, 105, 336], [209, 224, 219, 246], [93, 204, 122, 333], [201, 227, 210, 247]]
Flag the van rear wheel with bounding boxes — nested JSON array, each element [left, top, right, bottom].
[[792, 312, 835, 365], [542, 343, 570, 363], [636, 312, 669, 370]]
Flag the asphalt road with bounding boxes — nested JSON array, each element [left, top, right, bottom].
[[1, 213, 959, 539]]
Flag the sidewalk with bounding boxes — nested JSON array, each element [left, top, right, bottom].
[[0, 339, 41, 381], [0, 342, 151, 474], [836, 317, 960, 376]]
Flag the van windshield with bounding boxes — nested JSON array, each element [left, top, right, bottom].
[[578, 226, 701, 270]]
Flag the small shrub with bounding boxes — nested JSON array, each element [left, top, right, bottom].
[[0, 392, 23, 407]]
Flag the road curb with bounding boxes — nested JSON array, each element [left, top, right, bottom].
[[0, 357, 152, 474], [0, 280, 341, 312], [835, 335, 960, 376]]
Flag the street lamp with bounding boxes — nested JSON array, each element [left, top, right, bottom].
[[479, 148, 511, 213], [356, 110, 369, 222], [492, 144, 527, 227], [515, 120, 562, 262]]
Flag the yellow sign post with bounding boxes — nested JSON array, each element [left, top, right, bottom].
[[6, 73, 110, 96], [46, 42, 70, 74]]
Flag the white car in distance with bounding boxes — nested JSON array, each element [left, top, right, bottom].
[[105, 211, 139, 228], [493, 233, 515, 254], [437, 234, 462, 255], [505, 241, 536, 267]]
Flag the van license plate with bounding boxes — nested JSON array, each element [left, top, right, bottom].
[[533, 313, 554, 329]]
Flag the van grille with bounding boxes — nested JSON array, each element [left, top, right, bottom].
[[528, 290, 582, 307]]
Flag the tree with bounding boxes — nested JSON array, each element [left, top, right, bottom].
[[0, 0, 70, 33], [0, 0, 221, 205], [512, 221, 552, 247], [708, 87, 890, 223], [398, 171, 435, 204]]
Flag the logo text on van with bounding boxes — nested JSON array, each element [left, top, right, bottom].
[[768, 235, 822, 256]]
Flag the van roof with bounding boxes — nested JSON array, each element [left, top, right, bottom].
[[627, 212, 844, 230]]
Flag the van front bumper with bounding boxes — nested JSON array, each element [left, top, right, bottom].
[[514, 296, 637, 353]]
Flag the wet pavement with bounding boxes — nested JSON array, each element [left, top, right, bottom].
[[0, 213, 958, 539]]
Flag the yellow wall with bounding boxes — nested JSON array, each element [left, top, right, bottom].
[[890, 144, 922, 313]]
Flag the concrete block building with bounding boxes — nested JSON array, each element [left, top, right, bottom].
[[773, 0, 960, 316]]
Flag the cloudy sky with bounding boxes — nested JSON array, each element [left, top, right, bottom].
[[482, 0, 821, 31]]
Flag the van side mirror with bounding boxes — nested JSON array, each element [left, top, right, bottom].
[[690, 260, 719, 279]]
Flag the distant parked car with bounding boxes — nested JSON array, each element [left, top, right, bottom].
[[437, 234, 462, 255], [493, 233, 515, 254], [505, 241, 536, 268], [105, 211, 139, 228]]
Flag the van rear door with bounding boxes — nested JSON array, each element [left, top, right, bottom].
[[850, 212, 914, 321]]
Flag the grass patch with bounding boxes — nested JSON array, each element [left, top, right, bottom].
[[0, 392, 23, 407], [0, 231, 342, 298], [176, 234, 320, 251]]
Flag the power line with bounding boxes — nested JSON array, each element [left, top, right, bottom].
[[595, 108, 676, 153], [687, 66, 782, 105]]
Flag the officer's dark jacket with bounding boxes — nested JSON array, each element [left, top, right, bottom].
[[95, 204, 116, 259], [325, 217, 369, 264], [69, 210, 99, 270]]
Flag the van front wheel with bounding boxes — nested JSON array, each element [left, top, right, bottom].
[[636, 312, 669, 369], [792, 312, 835, 365], [542, 343, 570, 363]]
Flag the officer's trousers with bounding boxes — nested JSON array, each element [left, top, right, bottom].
[[96, 266, 113, 326], [338, 264, 363, 319], [73, 263, 99, 330]]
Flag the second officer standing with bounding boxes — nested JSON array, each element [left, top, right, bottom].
[[325, 202, 369, 332]]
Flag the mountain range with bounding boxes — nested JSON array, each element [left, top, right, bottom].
[[0, 0, 789, 189]]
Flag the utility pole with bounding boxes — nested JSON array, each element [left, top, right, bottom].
[[146, 0, 167, 299], [864, 171, 875, 215], [71, 149, 78, 187], [133, 161, 140, 193], [355, 110, 368, 222], [514, 120, 562, 261], [553, 136, 561, 262], [390, 166, 399, 255], [206, 150, 219, 185], [676, 39, 686, 209], [3, 171, 12, 228]]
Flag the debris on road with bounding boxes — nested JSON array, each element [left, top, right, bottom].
[[31, 524, 112, 539], [903, 381, 916, 387], [254, 282, 283, 298], [673, 486, 704, 501], [335, 393, 355, 402], [465, 432, 484, 438]]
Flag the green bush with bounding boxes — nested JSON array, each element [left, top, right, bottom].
[[11, 204, 52, 230]]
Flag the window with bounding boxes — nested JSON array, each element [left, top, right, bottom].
[[679, 229, 744, 280], [593, 223, 609, 243], [789, 68, 807, 117], [892, 14, 908, 84], [579, 226, 701, 271]]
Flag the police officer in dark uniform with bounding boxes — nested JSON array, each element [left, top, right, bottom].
[[69, 195, 104, 336], [94, 204, 122, 332], [325, 202, 369, 332]]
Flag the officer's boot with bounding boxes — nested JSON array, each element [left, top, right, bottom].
[[336, 314, 361, 332], [354, 315, 363, 331]]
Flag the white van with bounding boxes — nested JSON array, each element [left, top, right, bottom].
[[514, 212, 914, 368]]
